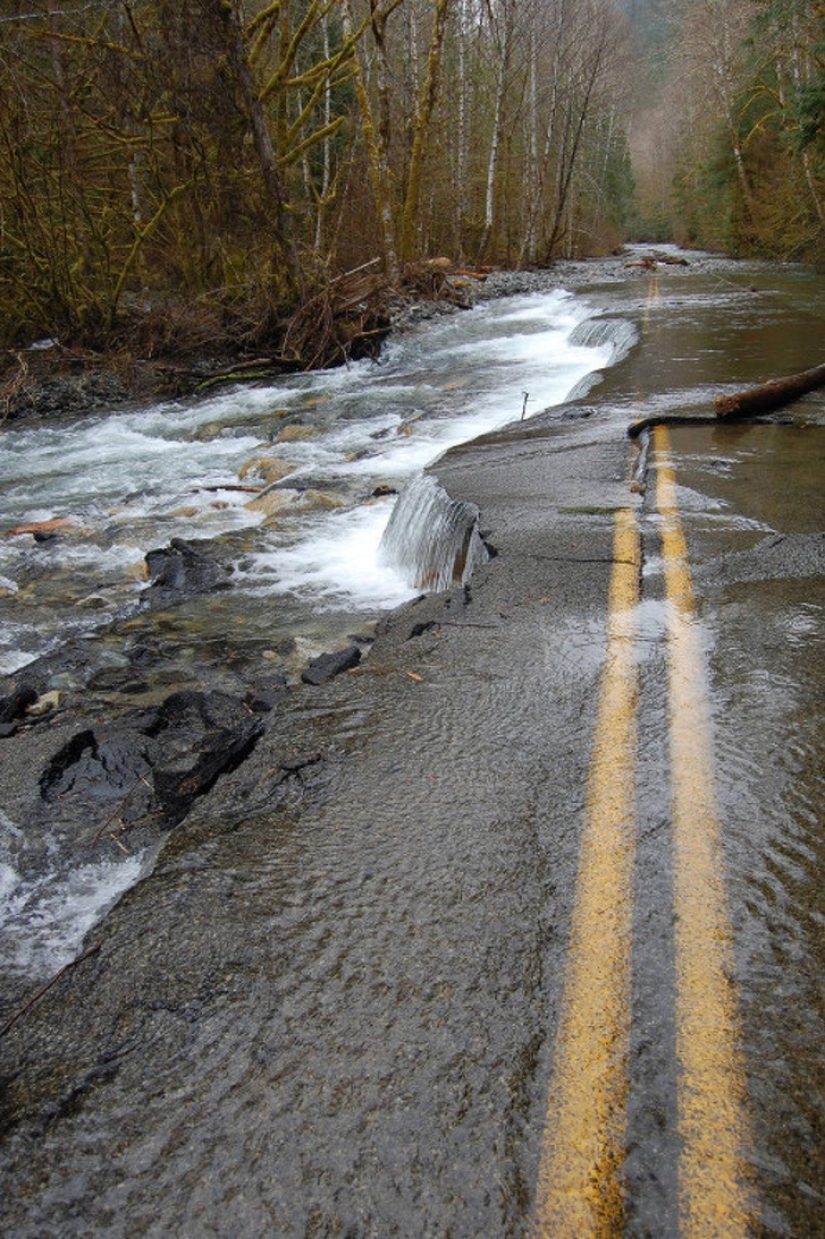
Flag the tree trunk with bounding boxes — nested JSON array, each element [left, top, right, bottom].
[[715, 364, 825, 419], [47, 2, 77, 178], [342, 0, 400, 283], [400, 0, 452, 265], [789, 14, 825, 229], [479, 11, 510, 261], [225, 0, 305, 298], [455, 0, 469, 255]]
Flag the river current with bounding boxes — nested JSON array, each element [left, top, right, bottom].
[[0, 273, 635, 982], [2, 249, 825, 1237], [0, 285, 630, 677]]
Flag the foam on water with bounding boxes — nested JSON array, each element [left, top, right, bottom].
[[0, 853, 147, 979], [0, 286, 625, 659], [243, 499, 416, 610]]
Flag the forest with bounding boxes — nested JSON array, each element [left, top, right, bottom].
[[0, 0, 823, 361]]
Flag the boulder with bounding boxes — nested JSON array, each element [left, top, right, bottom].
[[245, 488, 298, 517], [238, 454, 294, 484], [152, 716, 264, 827], [301, 645, 362, 686], [144, 537, 230, 596], [0, 684, 38, 725], [298, 489, 347, 512], [274, 424, 316, 444], [35, 689, 265, 833]]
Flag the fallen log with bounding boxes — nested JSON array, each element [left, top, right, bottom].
[[715, 363, 825, 419], [194, 358, 303, 392]]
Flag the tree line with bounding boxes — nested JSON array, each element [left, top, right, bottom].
[[0, 0, 633, 354], [0, 2, 822, 361], [629, 0, 825, 259]]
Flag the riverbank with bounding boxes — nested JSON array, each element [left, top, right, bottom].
[[0, 259, 477, 423], [0, 249, 688, 425]]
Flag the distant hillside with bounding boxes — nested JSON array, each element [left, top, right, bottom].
[[615, 0, 680, 55]]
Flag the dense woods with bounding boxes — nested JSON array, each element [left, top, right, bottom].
[[0, 0, 822, 360], [0, 0, 634, 356], [628, 0, 825, 258]]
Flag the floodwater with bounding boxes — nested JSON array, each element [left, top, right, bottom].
[[642, 422, 825, 1239], [0, 286, 620, 680], [1, 251, 824, 1236]]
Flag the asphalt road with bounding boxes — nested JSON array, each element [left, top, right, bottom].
[[1, 263, 824, 1236]]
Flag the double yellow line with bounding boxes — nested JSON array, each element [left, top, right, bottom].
[[533, 426, 754, 1237]]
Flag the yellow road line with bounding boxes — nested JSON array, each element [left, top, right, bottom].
[[654, 425, 754, 1237], [534, 507, 640, 1237]]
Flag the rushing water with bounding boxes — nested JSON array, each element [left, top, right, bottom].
[[1, 250, 825, 1237], [0, 280, 632, 983], [0, 287, 628, 681]]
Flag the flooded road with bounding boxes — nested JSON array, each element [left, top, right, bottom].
[[638, 422, 825, 1239], [1, 255, 824, 1236]]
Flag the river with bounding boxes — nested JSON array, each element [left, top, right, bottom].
[[0, 267, 635, 983], [1, 248, 824, 1237], [0, 281, 628, 678]]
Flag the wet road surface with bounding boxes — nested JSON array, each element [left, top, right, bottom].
[[1, 263, 824, 1236]]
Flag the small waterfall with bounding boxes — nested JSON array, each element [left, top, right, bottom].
[[378, 473, 488, 591], [569, 316, 638, 364]]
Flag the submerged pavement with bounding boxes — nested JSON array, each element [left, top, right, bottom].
[[0, 412, 633, 1237], [1, 259, 825, 1236]]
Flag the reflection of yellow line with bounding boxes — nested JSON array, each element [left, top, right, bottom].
[[654, 425, 754, 1237], [643, 272, 660, 324], [533, 508, 640, 1237]]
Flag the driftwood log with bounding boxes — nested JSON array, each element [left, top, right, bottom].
[[715, 363, 825, 419]]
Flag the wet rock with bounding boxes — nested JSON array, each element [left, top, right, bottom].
[[40, 728, 155, 814], [27, 690, 60, 717], [274, 424, 316, 444], [238, 454, 294, 484], [76, 593, 111, 610], [31, 689, 266, 837], [0, 685, 38, 724], [4, 370, 129, 422], [244, 682, 288, 713], [285, 474, 346, 493], [125, 560, 150, 583], [88, 667, 135, 692], [408, 620, 438, 640], [301, 645, 362, 686], [144, 538, 230, 598], [298, 489, 348, 512], [245, 487, 298, 517], [152, 716, 264, 827], [148, 688, 246, 734]]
